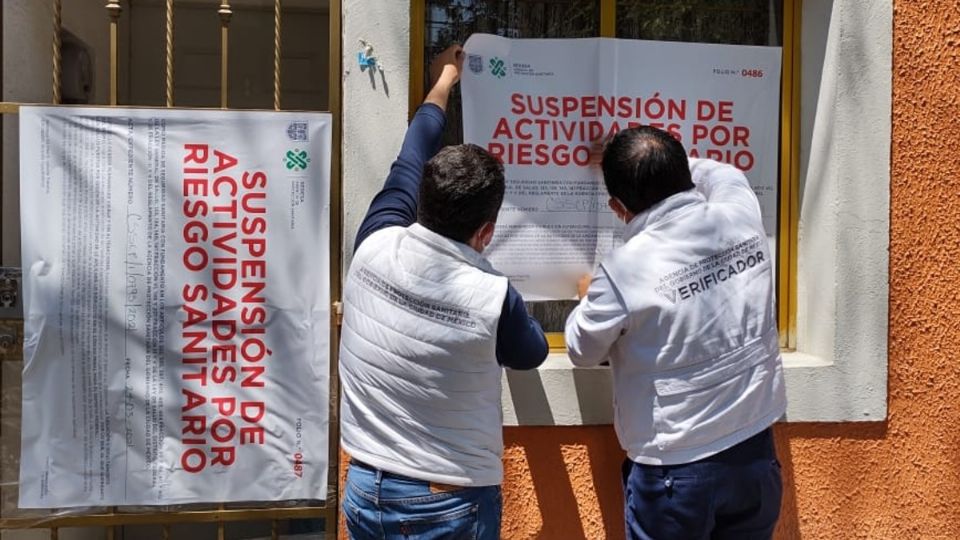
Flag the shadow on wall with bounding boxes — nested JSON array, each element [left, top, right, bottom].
[[502, 426, 625, 540], [502, 422, 889, 540], [338, 419, 888, 540], [773, 422, 888, 540]]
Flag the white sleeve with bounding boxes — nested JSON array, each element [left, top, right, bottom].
[[688, 157, 763, 219], [564, 266, 628, 367]]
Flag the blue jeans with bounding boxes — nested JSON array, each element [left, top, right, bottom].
[[343, 461, 502, 540], [623, 428, 782, 540]]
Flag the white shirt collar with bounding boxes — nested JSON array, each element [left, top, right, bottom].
[[622, 189, 704, 241]]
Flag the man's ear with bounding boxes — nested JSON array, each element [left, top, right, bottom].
[[470, 221, 496, 252], [608, 197, 631, 222], [478, 221, 496, 249]]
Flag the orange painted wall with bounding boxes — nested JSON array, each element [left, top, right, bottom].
[[499, 3, 960, 538]]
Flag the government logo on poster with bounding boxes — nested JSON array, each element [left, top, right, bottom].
[[284, 149, 311, 172], [489, 57, 507, 79], [468, 54, 483, 74], [287, 121, 308, 141]]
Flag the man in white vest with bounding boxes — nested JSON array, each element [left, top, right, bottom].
[[566, 126, 787, 539], [339, 45, 548, 540]]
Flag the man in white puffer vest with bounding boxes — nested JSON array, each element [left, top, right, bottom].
[[566, 127, 787, 540], [339, 45, 548, 540]]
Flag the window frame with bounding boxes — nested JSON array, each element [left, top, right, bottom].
[[408, 0, 801, 351]]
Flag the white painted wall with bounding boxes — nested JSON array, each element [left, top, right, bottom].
[[2, 0, 54, 266], [61, 0, 114, 106], [784, 0, 891, 421], [340, 0, 412, 260]]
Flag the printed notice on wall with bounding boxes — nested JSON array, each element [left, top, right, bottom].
[[18, 107, 332, 508], [462, 35, 781, 299]]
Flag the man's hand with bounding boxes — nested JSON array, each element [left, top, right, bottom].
[[577, 273, 593, 300], [430, 44, 464, 89], [425, 44, 464, 111], [587, 134, 613, 170]]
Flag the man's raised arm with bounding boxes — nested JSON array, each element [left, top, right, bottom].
[[688, 157, 763, 219], [354, 45, 464, 249]]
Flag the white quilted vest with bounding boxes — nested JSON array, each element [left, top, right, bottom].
[[340, 223, 509, 486]]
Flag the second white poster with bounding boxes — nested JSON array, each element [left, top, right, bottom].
[[462, 34, 781, 300]]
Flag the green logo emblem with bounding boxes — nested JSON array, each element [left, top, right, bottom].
[[489, 57, 506, 79], [284, 149, 310, 171]]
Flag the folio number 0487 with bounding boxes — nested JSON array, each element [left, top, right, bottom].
[[293, 452, 304, 478], [742, 69, 764, 78]]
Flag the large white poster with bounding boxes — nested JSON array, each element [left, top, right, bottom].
[[462, 35, 781, 299], [18, 107, 332, 508]]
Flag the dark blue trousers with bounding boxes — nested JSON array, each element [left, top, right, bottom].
[[622, 428, 782, 540]]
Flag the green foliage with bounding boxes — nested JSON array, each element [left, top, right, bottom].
[[616, 0, 780, 46]]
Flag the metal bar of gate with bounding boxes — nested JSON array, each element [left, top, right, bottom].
[[165, 0, 175, 107], [219, 1, 231, 108], [107, 1, 121, 105], [52, 0, 62, 104], [274, 0, 282, 110]]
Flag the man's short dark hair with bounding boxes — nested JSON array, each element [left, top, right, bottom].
[[419, 144, 505, 243], [601, 126, 694, 215]]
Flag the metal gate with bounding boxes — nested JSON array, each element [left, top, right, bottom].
[[0, 0, 342, 537]]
